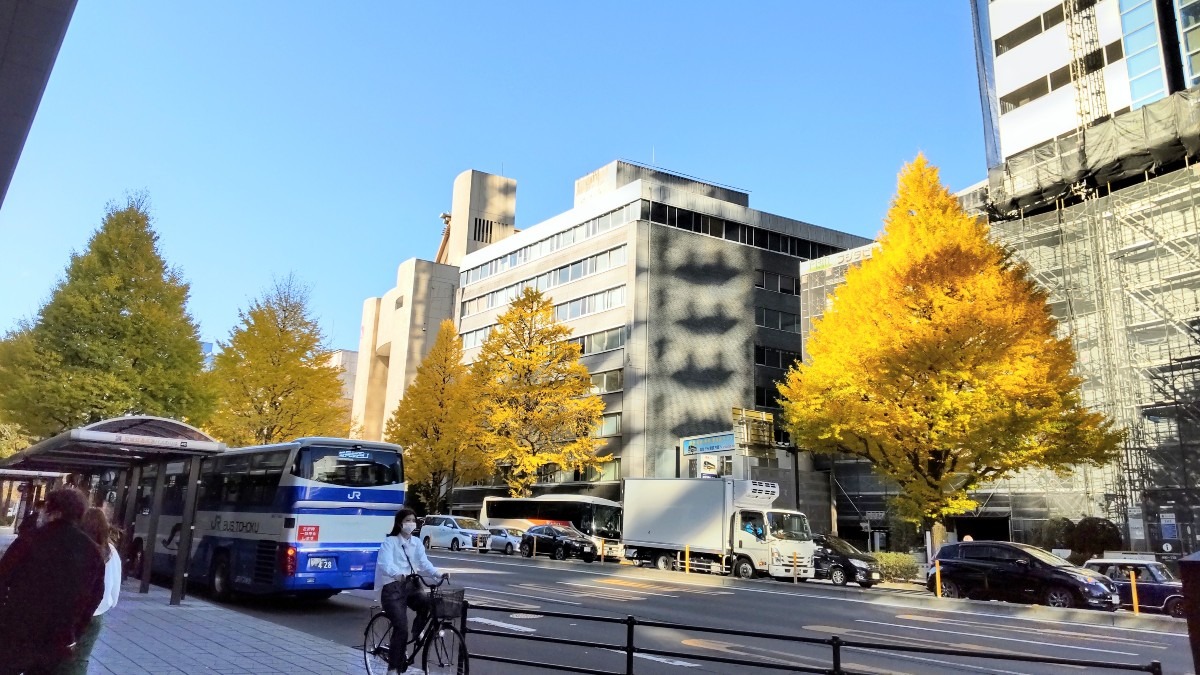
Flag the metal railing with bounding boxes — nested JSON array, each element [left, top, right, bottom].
[[460, 600, 1163, 675]]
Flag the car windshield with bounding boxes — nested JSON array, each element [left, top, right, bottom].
[[824, 536, 863, 555], [766, 512, 811, 541], [1018, 545, 1072, 567], [507, 528, 523, 537], [456, 518, 484, 530], [1150, 563, 1177, 581]]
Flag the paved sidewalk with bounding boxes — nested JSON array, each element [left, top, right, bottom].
[[87, 581, 367, 675]]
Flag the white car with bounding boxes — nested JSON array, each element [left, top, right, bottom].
[[486, 527, 524, 555], [420, 515, 490, 552]]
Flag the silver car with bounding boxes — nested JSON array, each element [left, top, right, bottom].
[[487, 527, 524, 555]]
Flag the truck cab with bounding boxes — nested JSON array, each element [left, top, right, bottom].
[[732, 504, 815, 579]]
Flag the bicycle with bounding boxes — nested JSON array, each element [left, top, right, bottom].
[[363, 574, 468, 675]]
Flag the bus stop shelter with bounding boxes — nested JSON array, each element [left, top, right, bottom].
[[0, 416, 226, 604]]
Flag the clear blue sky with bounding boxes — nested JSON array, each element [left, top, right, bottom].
[[0, 2, 985, 351]]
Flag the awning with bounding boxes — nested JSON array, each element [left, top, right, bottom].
[[0, 416, 226, 472]]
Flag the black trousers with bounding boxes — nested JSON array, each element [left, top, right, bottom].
[[381, 578, 432, 669]]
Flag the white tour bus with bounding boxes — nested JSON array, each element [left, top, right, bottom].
[[480, 494, 622, 558]]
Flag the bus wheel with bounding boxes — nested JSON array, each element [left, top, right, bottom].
[[210, 553, 232, 602]]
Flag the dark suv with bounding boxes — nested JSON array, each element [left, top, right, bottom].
[[928, 541, 1118, 610]]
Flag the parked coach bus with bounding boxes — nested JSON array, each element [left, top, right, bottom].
[[132, 437, 404, 600], [480, 494, 622, 558]]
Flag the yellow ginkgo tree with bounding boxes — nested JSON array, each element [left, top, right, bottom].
[[472, 287, 608, 497], [778, 155, 1123, 529]]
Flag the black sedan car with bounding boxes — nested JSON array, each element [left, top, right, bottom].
[[813, 534, 882, 588], [519, 525, 596, 563], [928, 540, 1118, 610]]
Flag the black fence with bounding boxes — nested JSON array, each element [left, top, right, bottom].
[[460, 600, 1163, 675]]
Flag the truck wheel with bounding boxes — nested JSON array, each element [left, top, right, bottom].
[[734, 557, 756, 579], [653, 553, 673, 571], [829, 566, 848, 586]]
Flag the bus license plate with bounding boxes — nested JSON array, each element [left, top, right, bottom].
[[307, 557, 335, 570]]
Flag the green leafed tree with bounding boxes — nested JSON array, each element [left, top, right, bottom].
[[205, 275, 348, 445], [0, 196, 211, 438], [472, 287, 608, 497], [778, 156, 1123, 531], [384, 319, 489, 512]]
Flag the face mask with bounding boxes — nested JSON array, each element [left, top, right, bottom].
[[401, 521, 417, 535]]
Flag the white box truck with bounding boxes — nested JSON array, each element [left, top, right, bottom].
[[621, 477, 817, 580]]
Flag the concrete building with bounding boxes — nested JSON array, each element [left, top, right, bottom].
[[354, 161, 871, 528], [327, 349, 358, 407]]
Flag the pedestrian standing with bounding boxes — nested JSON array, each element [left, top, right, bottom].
[[0, 488, 104, 675], [378, 508, 446, 674], [16, 499, 45, 537], [53, 507, 122, 675]]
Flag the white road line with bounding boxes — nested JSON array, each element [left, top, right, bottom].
[[558, 581, 677, 597], [464, 585, 582, 606], [854, 620, 1139, 656], [603, 649, 700, 667], [852, 647, 1036, 675], [433, 552, 1184, 638], [467, 617, 537, 633]]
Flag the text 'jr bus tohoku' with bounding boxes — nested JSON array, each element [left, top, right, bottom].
[[132, 437, 404, 600]]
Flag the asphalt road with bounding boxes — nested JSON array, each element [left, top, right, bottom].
[[219, 550, 1191, 675]]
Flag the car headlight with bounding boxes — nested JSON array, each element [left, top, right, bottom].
[[850, 559, 869, 569]]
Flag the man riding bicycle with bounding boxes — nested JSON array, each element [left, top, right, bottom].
[[379, 508, 446, 674]]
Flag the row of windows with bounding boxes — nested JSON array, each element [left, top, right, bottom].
[[754, 386, 781, 409], [196, 450, 292, 509], [999, 40, 1123, 115], [591, 412, 622, 438], [755, 306, 801, 333], [993, 1, 1083, 56], [1183, 0, 1200, 86], [461, 202, 638, 287], [554, 286, 625, 322], [1121, 0, 1167, 108], [755, 269, 800, 295], [461, 246, 627, 318], [590, 368, 624, 395], [569, 325, 625, 356], [462, 324, 493, 350], [644, 200, 841, 260], [755, 345, 801, 370], [536, 458, 621, 484]]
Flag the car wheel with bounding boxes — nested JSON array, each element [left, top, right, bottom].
[[450, 538, 461, 552], [859, 582, 876, 589], [581, 553, 595, 564], [1042, 586, 1076, 609], [734, 557, 756, 579], [939, 578, 963, 599], [829, 567, 848, 586], [423, 536, 431, 550], [520, 542, 532, 557], [553, 546, 567, 561], [653, 553, 673, 571], [1167, 597, 1185, 618], [505, 543, 514, 555], [210, 553, 232, 602]]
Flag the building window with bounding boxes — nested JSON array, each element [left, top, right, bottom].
[[645, 200, 840, 261], [570, 326, 625, 355], [755, 386, 783, 409], [755, 345, 801, 370], [590, 369, 624, 395], [592, 413, 621, 438], [1120, 0, 1166, 108], [554, 286, 626, 322], [395, 296, 404, 310], [755, 270, 800, 295], [755, 307, 800, 333], [473, 218, 496, 244], [461, 246, 627, 318], [462, 325, 493, 350]]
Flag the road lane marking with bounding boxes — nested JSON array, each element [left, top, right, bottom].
[[436, 566, 511, 575], [515, 582, 640, 602], [464, 585, 581, 606], [855, 620, 1139, 656], [598, 578, 733, 595], [804, 624, 1082, 671], [680, 638, 910, 675], [560, 581, 678, 597], [467, 617, 537, 633], [894, 613, 1169, 648], [602, 649, 700, 667], [464, 592, 540, 611]]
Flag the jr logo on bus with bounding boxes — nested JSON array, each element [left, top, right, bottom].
[[347, 491, 362, 500], [209, 515, 261, 534]]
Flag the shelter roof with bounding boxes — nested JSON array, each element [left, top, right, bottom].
[[0, 416, 225, 473]]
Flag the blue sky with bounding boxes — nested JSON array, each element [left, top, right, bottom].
[[0, 2, 985, 351]]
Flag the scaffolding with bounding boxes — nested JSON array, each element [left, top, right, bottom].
[[991, 164, 1200, 554]]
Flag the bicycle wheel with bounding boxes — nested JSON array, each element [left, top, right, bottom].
[[363, 612, 393, 675], [422, 622, 468, 675]]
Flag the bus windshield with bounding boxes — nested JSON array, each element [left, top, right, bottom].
[[296, 446, 401, 487]]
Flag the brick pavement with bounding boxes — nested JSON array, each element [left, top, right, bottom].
[[86, 581, 370, 675]]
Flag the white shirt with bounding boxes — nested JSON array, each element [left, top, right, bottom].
[[378, 534, 439, 586], [95, 543, 121, 616]]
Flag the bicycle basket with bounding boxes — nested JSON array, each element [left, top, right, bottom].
[[432, 588, 465, 620]]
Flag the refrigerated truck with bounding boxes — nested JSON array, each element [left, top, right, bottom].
[[621, 477, 817, 579]]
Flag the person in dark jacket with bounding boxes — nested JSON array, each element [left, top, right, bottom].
[[0, 488, 105, 675]]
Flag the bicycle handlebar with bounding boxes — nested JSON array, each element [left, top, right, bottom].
[[409, 572, 450, 588]]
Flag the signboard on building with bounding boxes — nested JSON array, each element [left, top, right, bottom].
[[699, 455, 720, 479], [1161, 512, 1179, 540], [732, 407, 775, 447], [681, 432, 737, 456], [1128, 506, 1146, 541]]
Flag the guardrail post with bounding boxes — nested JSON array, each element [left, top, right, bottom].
[[460, 597, 470, 640], [685, 545, 690, 574], [1149, 660, 1162, 675], [792, 552, 798, 583], [830, 635, 843, 675], [1130, 568, 1140, 615], [625, 615, 636, 674], [934, 560, 942, 598]]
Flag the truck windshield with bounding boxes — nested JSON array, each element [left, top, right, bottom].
[[767, 512, 811, 541]]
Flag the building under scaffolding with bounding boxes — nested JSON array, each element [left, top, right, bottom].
[[979, 86, 1200, 558]]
